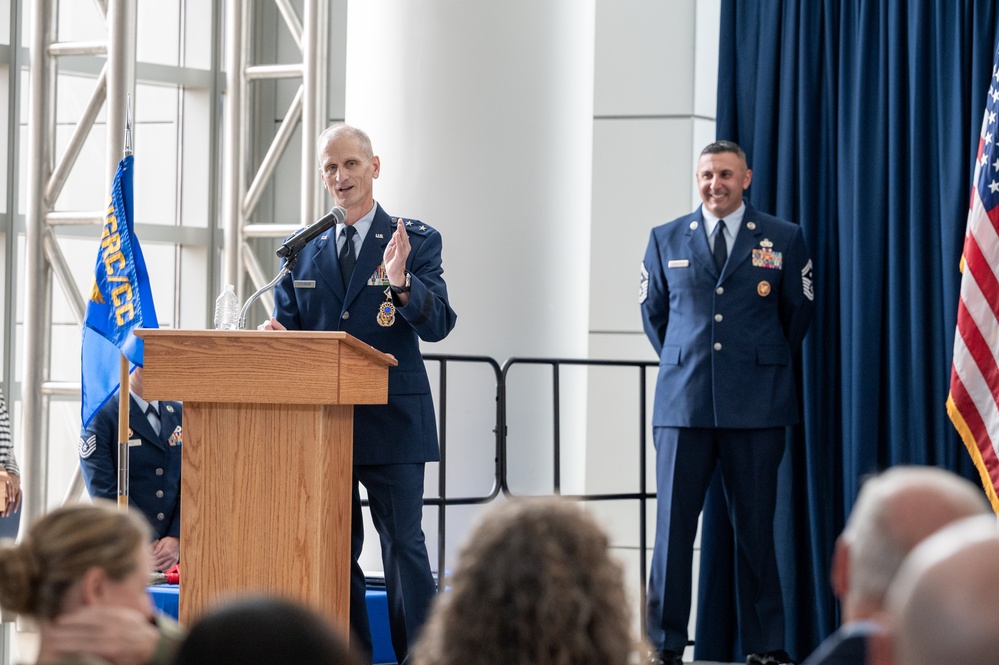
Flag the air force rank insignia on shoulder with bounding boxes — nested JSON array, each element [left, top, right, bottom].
[[639, 262, 649, 304], [397, 218, 433, 235], [802, 259, 814, 301], [79, 434, 97, 459]]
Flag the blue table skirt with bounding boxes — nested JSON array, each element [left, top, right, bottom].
[[148, 585, 395, 664]]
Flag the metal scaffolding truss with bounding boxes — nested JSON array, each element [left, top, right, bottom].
[[21, 0, 138, 525], [17, 0, 329, 527], [223, 0, 328, 312]]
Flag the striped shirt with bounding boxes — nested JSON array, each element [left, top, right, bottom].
[[0, 390, 18, 476]]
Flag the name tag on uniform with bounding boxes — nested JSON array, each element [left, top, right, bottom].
[[128, 438, 142, 447], [667, 260, 689, 268], [293, 280, 316, 288]]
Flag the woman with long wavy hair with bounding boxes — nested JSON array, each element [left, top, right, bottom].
[[411, 497, 643, 665]]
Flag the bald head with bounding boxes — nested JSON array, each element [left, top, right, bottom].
[[836, 466, 988, 618], [885, 515, 999, 665], [316, 123, 374, 163]]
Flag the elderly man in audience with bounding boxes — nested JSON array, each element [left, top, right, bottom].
[[868, 513, 999, 665], [801, 466, 989, 665]]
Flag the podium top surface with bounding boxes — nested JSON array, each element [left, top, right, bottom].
[[137, 329, 397, 365], [135, 329, 397, 405]]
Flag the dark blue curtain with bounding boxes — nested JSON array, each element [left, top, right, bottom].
[[694, 1, 999, 661]]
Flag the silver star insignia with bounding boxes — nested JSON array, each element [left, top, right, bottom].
[[419, 225, 427, 231], [405, 220, 413, 226]]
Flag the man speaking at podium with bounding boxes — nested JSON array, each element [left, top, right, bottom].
[[260, 124, 457, 665]]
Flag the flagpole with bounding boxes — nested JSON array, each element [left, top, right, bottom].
[[124, 93, 132, 157], [116, 94, 133, 511], [117, 354, 130, 510]]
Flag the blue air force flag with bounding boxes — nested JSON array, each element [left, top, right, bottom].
[[81, 155, 158, 427]]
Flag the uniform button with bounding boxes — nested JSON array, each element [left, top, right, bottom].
[[716, 286, 724, 295], [342, 311, 350, 320], [157, 513, 165, 521], [155, 468, 164, 476], [714, 314, 723, 322], [713, 342, 722, 351], [156, 490, 164, 498]]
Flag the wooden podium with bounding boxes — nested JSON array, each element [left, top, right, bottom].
[[136, 329, 396, 630]]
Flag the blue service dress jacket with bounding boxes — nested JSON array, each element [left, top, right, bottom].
[[273, 203, 457, 465], [79, 394, 183, 538], [640, 204, 814, 428], [800, 620, 880, 665]]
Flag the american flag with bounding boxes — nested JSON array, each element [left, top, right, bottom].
[[947, 43, 999, 514]]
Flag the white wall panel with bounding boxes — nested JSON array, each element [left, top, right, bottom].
[[694, 0, 721, 119], [56, 3, 105, 44], [589, 117, 697, 334], [52, 122, 105, 212], [133, 123, 179, 225], [594, 0, 696, 117], [135, 83, 178, 124], [137, 0, 180, 67]]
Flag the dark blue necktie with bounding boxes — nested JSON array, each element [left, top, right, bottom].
[[145, 403, 160, 436], [339, 225, 357, 287], [713, 221, 728, 271]]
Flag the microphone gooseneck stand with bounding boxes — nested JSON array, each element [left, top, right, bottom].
[[237, 253, 299, 330]]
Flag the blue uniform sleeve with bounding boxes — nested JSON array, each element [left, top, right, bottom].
[[396, 229, 457, 343], [778, 225, 815, 350], [641, 228, 669, 356], [272, 258, 304, 330], [167, 500, 181, 538], [79, 405, 117, 501]]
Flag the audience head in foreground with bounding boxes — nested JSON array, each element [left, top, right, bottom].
[[172, 595, 361, 665], [0, 500, 183, 665], [410, 497, 639, 665], [832, 465, 989, 620], [870, 514, 999, 665], [800, 466, 988, 665]]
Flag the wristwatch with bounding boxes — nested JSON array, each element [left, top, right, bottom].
[[390, 271, 411, 294]]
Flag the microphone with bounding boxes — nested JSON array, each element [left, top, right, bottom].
[[276, 206, 347, 259]]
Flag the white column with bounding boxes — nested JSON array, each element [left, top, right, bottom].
[[344, 0, 595, 569], [345, 0, 595, 361]]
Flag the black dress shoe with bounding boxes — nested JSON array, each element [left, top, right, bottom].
[[747, 650, 795, 665], [655, 650, 683, 665]]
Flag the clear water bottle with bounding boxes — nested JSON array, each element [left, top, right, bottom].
[[214, 284, 240, 330]]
